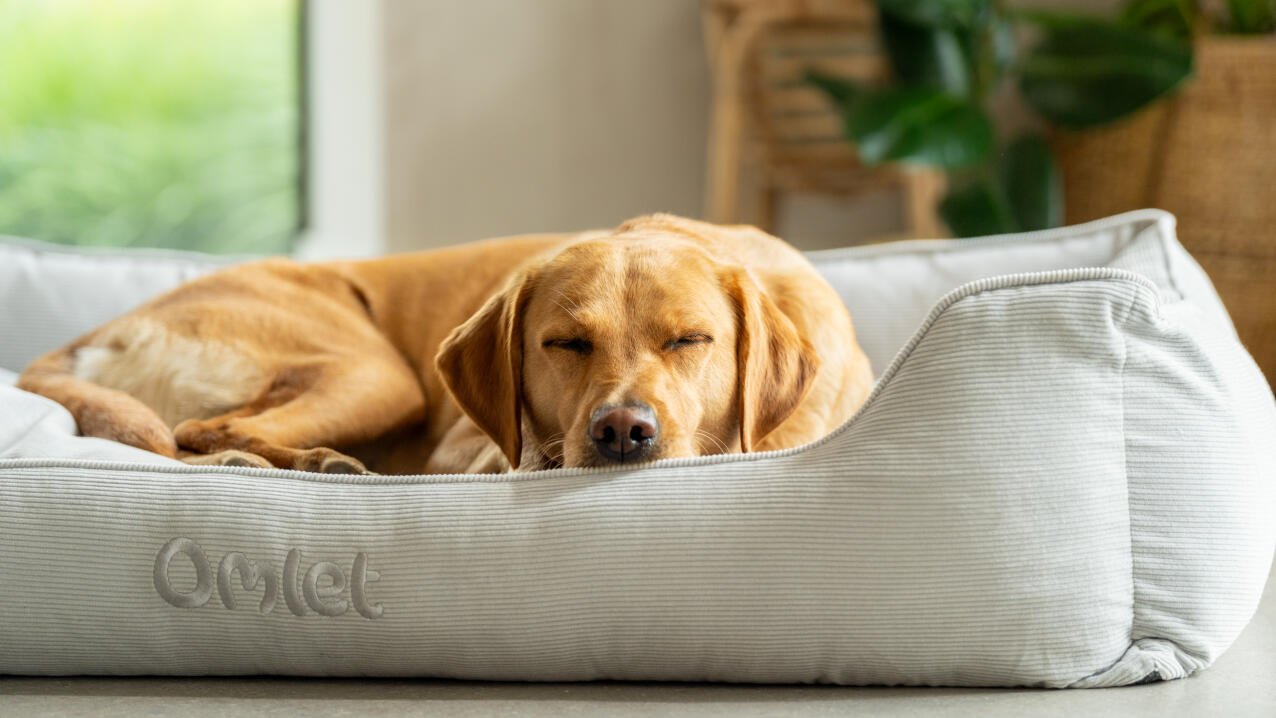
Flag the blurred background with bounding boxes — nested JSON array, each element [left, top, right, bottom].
[[0, 0, 1271, 370], [0, 0, 301, 254]]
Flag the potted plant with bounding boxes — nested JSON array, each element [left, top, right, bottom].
[[1054, 0, 1276, 379], [808, 0, 1194, 237]]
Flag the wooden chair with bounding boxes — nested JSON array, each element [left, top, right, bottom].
[[703, 0, 946, 237]]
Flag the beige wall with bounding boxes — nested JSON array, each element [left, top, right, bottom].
[[382, 0, 711, 251], [373, 0, 1116, 253]]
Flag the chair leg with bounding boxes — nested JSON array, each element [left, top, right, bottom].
[[706, 61, 745, 223], [755, 182, 779, 232], [902, 169, 947, 239], [705, 9, 769, 225]]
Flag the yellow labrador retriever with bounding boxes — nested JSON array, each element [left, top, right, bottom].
[[18, 214, 873, 474]]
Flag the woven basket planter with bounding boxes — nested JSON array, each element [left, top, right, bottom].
[[1053, 36, 1276, 380]]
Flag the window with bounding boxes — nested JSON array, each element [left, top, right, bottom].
[[0, 0, 304, 254]]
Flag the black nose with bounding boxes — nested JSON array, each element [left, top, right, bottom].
[[589, 404, 658, 463]]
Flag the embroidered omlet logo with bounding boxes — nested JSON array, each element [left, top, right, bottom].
[[153, 537, 383, 619]]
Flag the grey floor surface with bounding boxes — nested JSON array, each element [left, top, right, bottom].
[[2, 561, 1272, 718]]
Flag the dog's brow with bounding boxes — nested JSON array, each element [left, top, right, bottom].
[[662, 313, 716, 333], [549, 289, 586, 319], [551, 299, 584, 324]]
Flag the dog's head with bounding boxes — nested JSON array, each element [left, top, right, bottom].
[[435, 217, 817, 470]]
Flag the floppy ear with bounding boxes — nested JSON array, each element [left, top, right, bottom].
[[435, 271, 536, 469], [729, 270, 819, 452]]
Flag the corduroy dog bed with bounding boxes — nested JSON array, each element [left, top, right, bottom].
[[1, 209, 1273, 686]]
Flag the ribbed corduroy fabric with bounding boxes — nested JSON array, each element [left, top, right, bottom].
[[0, 210, 1272, 686]]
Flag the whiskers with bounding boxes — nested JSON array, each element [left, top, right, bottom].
[[530, 431, 567, 470], [694, 430, 731, 456]]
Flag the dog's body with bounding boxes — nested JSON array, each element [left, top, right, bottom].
[[18, 215, 872, 474]]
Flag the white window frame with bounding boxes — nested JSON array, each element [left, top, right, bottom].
[[293, 0, 385, 260]]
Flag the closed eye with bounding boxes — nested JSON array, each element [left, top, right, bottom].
[[665, 334, 713, 351], [543, 337, 593, 355]]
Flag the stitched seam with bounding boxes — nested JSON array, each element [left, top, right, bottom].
[[1117, 285, 1138, 652], [0, 268, 1160, 487], [805, 209, 1170, 264], [1062, 281, 1147, 688], [1152, 218, 1186, 302]]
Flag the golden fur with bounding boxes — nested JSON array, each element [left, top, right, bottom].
[[18, 215, 873, 474]]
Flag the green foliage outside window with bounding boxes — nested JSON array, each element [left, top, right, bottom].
[[0, 0, 302, 254]]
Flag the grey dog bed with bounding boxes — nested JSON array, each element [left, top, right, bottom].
[[0, 209, 1273, 686]]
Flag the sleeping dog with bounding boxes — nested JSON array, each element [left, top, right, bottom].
[[18, 214, 873, 474]]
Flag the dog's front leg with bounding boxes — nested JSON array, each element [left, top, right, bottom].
[[174, 359, 424, 474]]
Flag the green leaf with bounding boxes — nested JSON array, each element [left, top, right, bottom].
[[1000, 134, 1061, 232], [1018, 18, 1193, 129], [967, 14, 1015, 101], [875, 0, 990, 29], [878, 12, 973, 97], [1227, 0, 1275, 33], [804, 70, 861, 106], [989, 16, 1016, 76], [846, 87, 993, 168], [1120, 0, 1197, 44], [1009, 9, 1117, 28], [939, 176, 1018, 237]]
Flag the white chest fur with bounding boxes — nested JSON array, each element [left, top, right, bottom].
[[73, 318, 268, 427]]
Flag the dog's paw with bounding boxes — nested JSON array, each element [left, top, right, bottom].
[[294, 447, 375, 475], [179, 450, 274, 469], [173, 417, 228, 453]]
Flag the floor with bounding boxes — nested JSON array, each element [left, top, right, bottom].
[[2, 562, 1272, 718]]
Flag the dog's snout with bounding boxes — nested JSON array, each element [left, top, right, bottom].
[[589, 404, 658, 463]]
